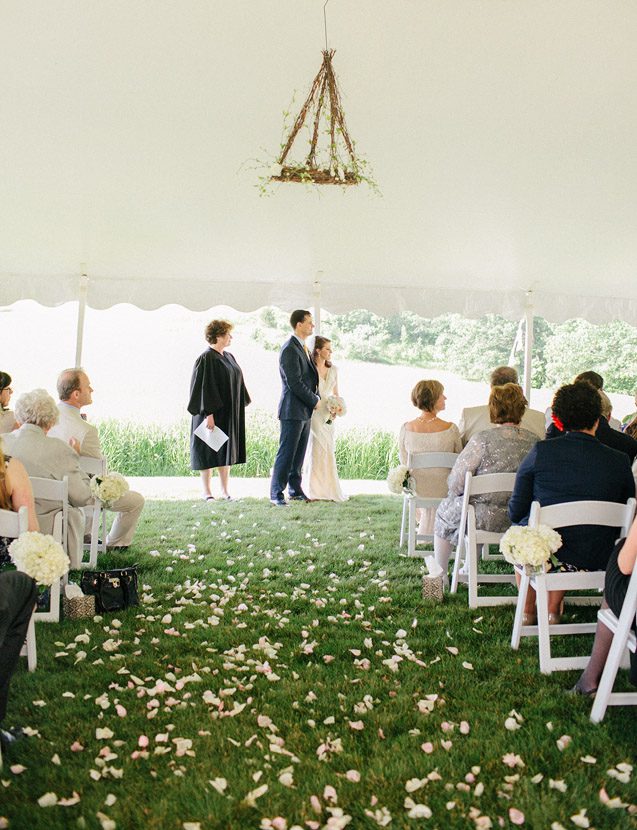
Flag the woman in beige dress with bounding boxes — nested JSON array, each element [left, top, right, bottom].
[[398, 379, 462, 536]]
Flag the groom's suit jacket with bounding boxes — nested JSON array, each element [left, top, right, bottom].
[[277, 337, 319, 420]]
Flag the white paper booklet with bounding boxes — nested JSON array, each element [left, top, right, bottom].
[[194, 422, 229, 452]]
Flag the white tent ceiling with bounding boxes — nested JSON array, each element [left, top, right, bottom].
[[1, 0, 637, 323]]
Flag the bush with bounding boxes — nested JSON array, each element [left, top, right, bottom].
[[97, 411, 399, 479]]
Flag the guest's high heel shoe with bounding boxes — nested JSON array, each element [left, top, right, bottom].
[[522, 612, 537, 626], [548, 612, 562, 625]]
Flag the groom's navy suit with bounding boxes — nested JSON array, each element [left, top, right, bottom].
[[270, 336, 320, 501]]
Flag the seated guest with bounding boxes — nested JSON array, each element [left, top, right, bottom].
[[2, 390, 93, 568], [0, 374, 16, 434], [621, 390, 637, 433], [625, 413, 637, 441], [509, 382, 635, 624], [398, 380, 462, 536], [459, 366, 545, 446], [0, 439, 39, 562], [545, 370, 622, 432], [0, 571, 37, 751], [547, 387, 637, 463], [572, 515, 637, 696], [48, 369, 144, 550], [434, 384, 539, 585]]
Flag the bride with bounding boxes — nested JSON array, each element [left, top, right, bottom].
[[305, 336, 347, 501]]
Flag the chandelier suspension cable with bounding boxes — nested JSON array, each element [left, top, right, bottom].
[[323, 0, 330, 51]]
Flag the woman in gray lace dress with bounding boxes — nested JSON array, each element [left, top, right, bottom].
[[433, 384, 539, 582]]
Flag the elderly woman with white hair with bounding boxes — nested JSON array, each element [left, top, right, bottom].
[[1, 389, 92, 568]]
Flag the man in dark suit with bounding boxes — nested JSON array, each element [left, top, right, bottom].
[[509, 381, 635, 621], [270, 310, 320, 506]]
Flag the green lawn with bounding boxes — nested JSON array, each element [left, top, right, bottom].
[[3, 496, 636, 830]]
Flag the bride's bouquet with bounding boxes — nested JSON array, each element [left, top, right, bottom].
[[90, 472, 129, 506], [387, 464, 414, 495], [499, 524, 562, 572], [326, 395, 346, 425], [9, 532, 69, 586]]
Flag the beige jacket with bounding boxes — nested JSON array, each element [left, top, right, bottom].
[[48, 401, 102, 459], [458, 405, 546, 447]]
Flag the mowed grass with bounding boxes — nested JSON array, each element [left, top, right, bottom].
[[3, 496, 636, 830], [97, 411, 399, 479]]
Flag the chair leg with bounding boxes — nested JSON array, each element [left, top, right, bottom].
[[26, 613, 37, 672], [468, 540, 479, 609], [511, 570, 529, 650], [400, 497, 407, 547], [590, 618, 633, 723], [450, 536, 464, 594], [535, 576, 552, 674], [407, 500, 416, 557]]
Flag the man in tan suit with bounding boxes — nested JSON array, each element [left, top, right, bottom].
[[2, 390, 93, 568], [458, 366, 546, 446], [48, 369, 144, 551]]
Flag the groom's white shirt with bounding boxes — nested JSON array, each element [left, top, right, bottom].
[[48, 401, 102, 459]]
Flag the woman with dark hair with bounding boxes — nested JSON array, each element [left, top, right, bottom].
[[305, 336, 347, 501], [0, 374, 16, 434], [188, 320, 251, 500], [398, 379, 461, 535], [509, 381, 635, 623], [433, 384, 539, 583]]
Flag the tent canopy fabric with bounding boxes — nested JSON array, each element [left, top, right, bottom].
[[1, 1, 637, 323]]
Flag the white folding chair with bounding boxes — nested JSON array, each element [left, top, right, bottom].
[[450, 471, 517, 608], [511, 498, 636, 674], [0, 506, 37, 672], [79, 456, 107, 569], [590, 565, 637, 722], [29, 476, 70, 623], [399, 452, 459, 557]]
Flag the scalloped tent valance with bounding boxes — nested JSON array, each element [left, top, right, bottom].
[[1, 1, 636, 325]]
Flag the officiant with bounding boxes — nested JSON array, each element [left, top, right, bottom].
[[188, 320, 251, 501]]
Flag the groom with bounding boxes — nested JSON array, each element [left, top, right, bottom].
[[270, 309, 320, 506]]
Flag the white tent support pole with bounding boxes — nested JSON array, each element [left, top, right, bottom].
[[313, 273, 322, 334], [523, 292, 534, 402], [74, 270, 89, 368]]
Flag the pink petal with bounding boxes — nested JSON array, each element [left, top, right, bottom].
[[509, 808, 525, 825]]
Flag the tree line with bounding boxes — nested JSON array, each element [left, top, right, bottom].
[[252, 308, 637, 394]]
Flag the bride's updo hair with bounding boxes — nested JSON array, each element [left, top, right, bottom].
[[412, 380, 443, 413], [313, 336, 332, 368]]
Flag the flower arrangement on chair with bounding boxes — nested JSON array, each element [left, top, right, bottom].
[[387, 465, 414, 495], [499, 524, 563, 574], [9, 532, 69, 586], [90, 472, 129, 506]]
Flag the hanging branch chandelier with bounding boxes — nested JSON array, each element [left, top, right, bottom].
[[270, 1, 373, 187]]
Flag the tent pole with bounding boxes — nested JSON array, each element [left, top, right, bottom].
[[523, 292, 534, 403], [75, 270, 89, 368], [313, 272, 322, 333]]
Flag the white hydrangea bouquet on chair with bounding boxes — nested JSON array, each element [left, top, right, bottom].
[[387, 464, 414, 495], [325, 395, 346, 425], [90, 472, 129, 506], [9, 532, 69, 585], [499, 524, 562, 574]]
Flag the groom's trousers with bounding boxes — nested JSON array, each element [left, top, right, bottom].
[[270, 418, 311, 501]]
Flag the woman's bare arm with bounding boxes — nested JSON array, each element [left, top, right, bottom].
[[6, 458, 40, 531], [618, 515, 637, 575]]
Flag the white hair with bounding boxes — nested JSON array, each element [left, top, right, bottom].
[[14, 389, 59, 429]]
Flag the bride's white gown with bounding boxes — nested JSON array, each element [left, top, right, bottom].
[[305, 365, 347, 501]]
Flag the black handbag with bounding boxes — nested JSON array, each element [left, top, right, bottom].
[[80, 565, 139, 613]]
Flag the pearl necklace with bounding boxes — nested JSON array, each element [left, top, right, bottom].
[[418, 413, 438, 423]]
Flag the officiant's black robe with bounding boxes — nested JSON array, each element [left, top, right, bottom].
[[188, 348, 251, 470]]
